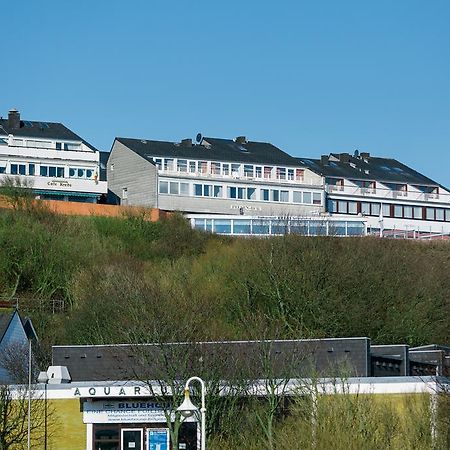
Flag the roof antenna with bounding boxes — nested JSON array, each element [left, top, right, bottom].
[[196, 133, 203, 145]]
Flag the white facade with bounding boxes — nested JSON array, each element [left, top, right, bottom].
[[0, 112, 107, 202]]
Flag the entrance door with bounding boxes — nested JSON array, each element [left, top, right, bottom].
[[121, 428, 143, 450], [147, 429, 169, 450]]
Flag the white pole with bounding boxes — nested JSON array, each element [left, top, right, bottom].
[[27, 338, 32, 450]]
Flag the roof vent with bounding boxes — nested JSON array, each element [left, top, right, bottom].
[[8, 109, 20, 130], [181, 138, 192, 147], [235, 136, 247, 145]]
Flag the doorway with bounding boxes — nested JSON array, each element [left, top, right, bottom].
[[121, 428, 143, 450]]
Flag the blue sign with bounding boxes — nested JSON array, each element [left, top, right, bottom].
[[148, 429, 169, 450]]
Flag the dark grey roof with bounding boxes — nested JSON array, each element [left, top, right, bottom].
[[115, 136, 300, 166], [53, 338, 371, 382], [296, 153, 442, 187], [0, 118, 99, 152], [0, 311, 14, 343]]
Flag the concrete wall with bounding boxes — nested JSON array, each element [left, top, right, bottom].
[[108, 140, 158, 207]]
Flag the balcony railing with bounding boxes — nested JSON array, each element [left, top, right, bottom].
[[325, 184, 447, 203]]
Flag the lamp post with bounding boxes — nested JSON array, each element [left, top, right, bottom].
[[176, 376, 206, 450], [37, 371, 49, 450], [23, 318, 38, 450]]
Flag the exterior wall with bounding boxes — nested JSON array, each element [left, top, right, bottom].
[[108, 141, 157, 207], [0, 311, 27, 382]]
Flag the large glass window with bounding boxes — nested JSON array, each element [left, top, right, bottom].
[[394, 205, 403, 218], [337, 201, 347, 213], [280, 190, 289, 202], [293, 191, 302, 203], [169, 182, 179, 195], [404, 206, 413, 218], [243, 165, 253, 177], [40, 166, 48, 177], [261, 189, 269, 201], [361, 202, 370, 215], [233, 220, 251, 234], [446, 210, 450, 222], [177, 159, 187, 172], [313, 193, 322, 205], [247, 187, 256, 200], [382, 204, 391, 217], [57, 167, 64, 178], [237, 187, 245, 199], [371, 203, 380, 216], [271, 190, 279, 202], [49, 167, 57, 177], [214, 219, 231, 234], [426, 208, 434, 220], [348, 201, 357, 214], [414, 207, 423, 219], [436, 209, 445, 221], [214, 185, 222, 197], [228, 186, 237, 199], [164, 158, 174, 171], [195, 184, 203, 196], [180, 183, 189, 195], [159, 181, 169, 194], [303, 192, 312, 204]]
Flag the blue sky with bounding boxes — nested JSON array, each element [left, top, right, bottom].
[[3, 0, 450, 186]]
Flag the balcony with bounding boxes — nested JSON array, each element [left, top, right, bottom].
[[325, 184, 448, 204], [0, 143, 98, 162]]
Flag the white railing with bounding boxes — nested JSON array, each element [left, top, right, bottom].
[[326, 184, 448, 204]]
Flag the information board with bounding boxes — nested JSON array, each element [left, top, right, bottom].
[[148, 429, 169, 450]]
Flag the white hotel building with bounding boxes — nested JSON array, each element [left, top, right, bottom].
[[0, 109, 107, 203], [108, 134, 450, 238]]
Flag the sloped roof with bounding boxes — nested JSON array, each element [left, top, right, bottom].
[[115, 136, 300, 166], [296, 154, 442, 187], [0, 118, 99, 152], [0, 311, 14, 343]]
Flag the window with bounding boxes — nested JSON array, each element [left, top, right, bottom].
[[328, 199, 337, 213], [214, 185, 222, 197], [244, 165, 253, 177], [200, 161, 208, 173], [280, 190, 289, 202], [361, 202, 370, 215], [164, 158, 174, 171], [287, 169, 294, 180], [222, 163, 230, 176], [17, 164, 25, 175], [49, 167, 57, 177], [154, 158, 162, 169], [28, 164, 35, 176], [296, 169, 304, 181], [189, 161, 196, 173], [313, 193, 322, 205], [271, 190, 279, 202], [69, 168, 76, 177], [0, 166, 5, 174], [228, 186, 237, 198], [426, 208, 434, 220], [86, 169, 93, 178], [159, 181, 169, 194], [122, 188, 128, 199], [56, 142, 62, 150], [180, 183, 189, 195], [394, 205, 403, 218], [371, 203, 380, 216], [255, 166, 262, 178], [404, 206, 413, 219], [303, 192, 312, 204], [57, 167, 64, 178], [382, 204, 391, 217], [348, 201, 357, 214], [446, 210, 450, 222], [276, 168, 286, 180], [436, 209, 445, 221], [64, 143, 81, 151], [261, 189, 269, 201], [231, 164, 240, 175], [40, 166, 48, 176], [247, 187, 256, 200], [237, 187, 245, 199], [293, 191, 302, 203], [77, 168, 84, 178], [10, 164, 18, 175], [195, 184, 203, 196], [264, 166, 272, 179], [211, 162, 221, 174], [414, 207, 422, 219], [177, 159, 187, 172], [337, 200, 347, 213], [204, 185, 211, 197], [169, 182, 179, 195]]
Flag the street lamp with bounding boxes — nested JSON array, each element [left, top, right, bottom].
[[176, 376, 206, 450], [37, 371, 49, 450]]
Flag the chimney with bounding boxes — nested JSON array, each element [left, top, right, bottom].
[[8, 109, 20, 129], [235, 136, 247, 144], [181, 138, 192, 147], [320, 155, 329, 165], [339, 153, 350, 163]]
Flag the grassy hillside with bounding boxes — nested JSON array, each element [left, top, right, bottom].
[[0, 203, 448, 359]]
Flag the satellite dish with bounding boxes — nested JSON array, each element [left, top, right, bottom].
[[354, 149, 359, 157], [196, 133, 202, 144]]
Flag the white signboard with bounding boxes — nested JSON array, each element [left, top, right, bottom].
[[83, 400, 170, 424]]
